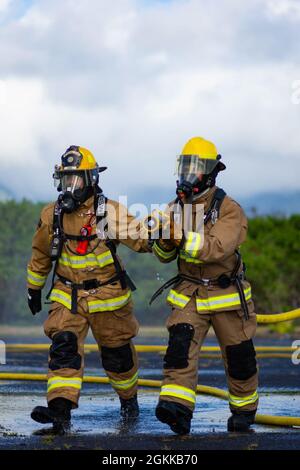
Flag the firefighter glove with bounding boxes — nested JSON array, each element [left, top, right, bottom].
[[28, 288, 42, 316]]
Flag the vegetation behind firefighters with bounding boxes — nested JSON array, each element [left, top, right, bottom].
[[1, 199, 299, 331]]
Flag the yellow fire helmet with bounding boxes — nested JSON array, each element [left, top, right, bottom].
[[53, 145, 107, 192], [182, 136, 218, 159]]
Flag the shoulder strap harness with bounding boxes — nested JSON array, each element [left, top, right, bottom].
[[46, 188, 136, 313], [150, 188, 249, 320]]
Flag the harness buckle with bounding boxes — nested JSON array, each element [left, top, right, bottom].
[[83, 279, 99, 290], [211, 208, 218, 225]]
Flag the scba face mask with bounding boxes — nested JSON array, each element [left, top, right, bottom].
[[54, 172, 92, 213], [175, 154, 225, 200], [174, 137, 226, 201], [53, 145, 107, 213]]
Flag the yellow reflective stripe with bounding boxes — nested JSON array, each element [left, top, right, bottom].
[[59, 250, 114, 269], [47, 376, 82, 393], [49, 289, 72, 309], [179, 250, 203, 264], [167, 287, 251, 312], [167, 289, 190, 308], [160, 384, 196, 404], [153, 242, 177, 260], [27, 269, 47, 287], [88, 291, 131, 313], [95, 251, 114, 268], [229, 390, 258, 408], [59, 254, 95, 268], [109, 372, 138, 391], [184, 231, 201, 258], [205, 287, 252, 303], [196, 287, 252, 312], [50, 289, 131, 313]]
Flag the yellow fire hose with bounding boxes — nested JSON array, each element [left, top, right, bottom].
[[4, 308, 300, 354], [0, 372, 299, 428], [2, 309, 300, 428], [5, 344, 299, 361], [5, 344, 299, 354], [257, 308, 300, 324]]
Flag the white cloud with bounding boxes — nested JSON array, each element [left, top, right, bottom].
[[267, 0, 300, 19], [0, 0, 299, 201], [0, 0, 10, 13]]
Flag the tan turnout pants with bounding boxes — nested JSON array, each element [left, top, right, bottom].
[[160, 297, 259, 413], [44, 299, 139, 407]]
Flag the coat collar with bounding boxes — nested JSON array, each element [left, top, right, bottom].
[[192, 186, 217, 213]]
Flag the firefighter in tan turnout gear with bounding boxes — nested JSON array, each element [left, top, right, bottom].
[[152, 137, 258, 435], [27, 145, 150, 433]]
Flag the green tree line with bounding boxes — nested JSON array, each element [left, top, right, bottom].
[[0, 199, 299, 329]]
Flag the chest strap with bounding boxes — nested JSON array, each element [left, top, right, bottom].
[[46, 190, 137, 310], [204, 188, 227, 225], [62, 233, 98, 242]]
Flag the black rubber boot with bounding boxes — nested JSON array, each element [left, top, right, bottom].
[[119, 394, 139, 420], [31, 398, 72, 434], [155, 400, 192, 435], [227, 410, 256, 432]]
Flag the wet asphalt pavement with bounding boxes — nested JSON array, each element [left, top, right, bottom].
[[0, 335, 300, 450]]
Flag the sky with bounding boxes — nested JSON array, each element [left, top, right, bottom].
[[0, 0, 299, 202]]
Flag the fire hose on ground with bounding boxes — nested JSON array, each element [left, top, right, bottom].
[[0, 373, 299, 428], [3, 344, 300, 360], [256, 308, 300, 323], [1, 308, 300, 429]]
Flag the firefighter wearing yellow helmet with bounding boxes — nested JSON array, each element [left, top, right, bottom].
[[152, 137, 258, 435], [27, 145, 151, 433], [53, 146, 106, 213], [175, 137, 226, 201]]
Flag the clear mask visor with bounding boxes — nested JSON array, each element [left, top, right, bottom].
[[53, 167, 99, 190], [176, 155, 218, 184], [53, 169, 86, 191], [61, 174, 85, 193]]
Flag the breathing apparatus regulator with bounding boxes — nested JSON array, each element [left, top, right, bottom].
[[175, 137, 226, 201]]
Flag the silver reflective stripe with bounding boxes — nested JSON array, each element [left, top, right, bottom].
[[160, 384, 196, 404], [47, 377, 82, 392], [179, 251, 203, 264], [88, 291, 131, 313], [109, 372, 138, 390], [229, 390, 258, 407], [49, 289, 72, 309], [167, 289, 190, 308], [59, 250, 114, 269], [197, 287, 252, 312], [59, 255, 88, 267], [153, 242, 177, 260], [96, 253, 114, 266], [27, 269, 47, 286]]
